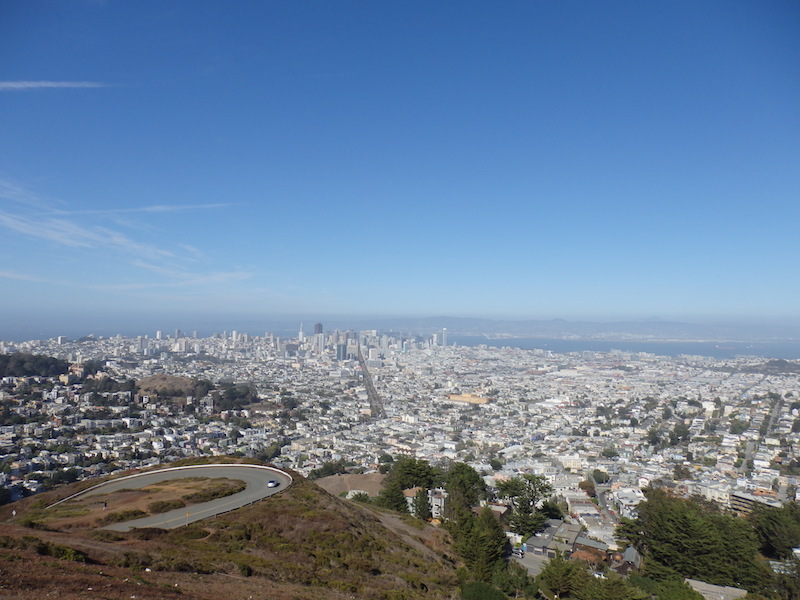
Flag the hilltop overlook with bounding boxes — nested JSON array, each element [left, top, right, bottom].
[[0, 460, 460, 600]]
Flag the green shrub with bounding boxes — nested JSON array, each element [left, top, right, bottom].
[[461, 580, 506, 600], [96, 509, 147, 525], [148, 499, 186, 514], [116, 551, 153, 570], [181, 479, 246, 504]]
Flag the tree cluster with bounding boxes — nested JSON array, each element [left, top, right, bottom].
[[212, 382, 257, 411], [616, 489, 766, 592], [538, 553, 659, 600], [495, 474, 554, 539], [308, 460, 349, 480], [749, 502, 800, 560], [0, 353, 69, 378]]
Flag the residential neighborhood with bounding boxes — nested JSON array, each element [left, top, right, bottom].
[[2, 329, 798, 525]]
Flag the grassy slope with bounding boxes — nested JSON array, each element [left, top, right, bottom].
[[0, 467, 460, 600]]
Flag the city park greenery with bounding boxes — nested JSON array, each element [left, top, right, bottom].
[[0, 352, 69, 378]]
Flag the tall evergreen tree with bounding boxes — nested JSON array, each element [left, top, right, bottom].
[[617, 488, 763, 591], [376, 482, 409, 513], [750, 503, 800, 559], [412, 488, 431, 520], [497, 474, 553, 538], [474, 507, 508, 568], [383, 457, 441, 490], [538, 553, 589, 599], [445, 462, 486, 511]]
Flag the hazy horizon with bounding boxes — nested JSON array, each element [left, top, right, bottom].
[[3, 312, 800, 344]]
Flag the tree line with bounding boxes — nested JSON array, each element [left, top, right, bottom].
[[617, 488, 800, 599]]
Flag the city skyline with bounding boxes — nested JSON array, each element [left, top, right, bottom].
[[1, 1, 799, 334]]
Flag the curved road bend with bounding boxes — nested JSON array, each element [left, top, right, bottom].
[[49, 464, 292, 531]]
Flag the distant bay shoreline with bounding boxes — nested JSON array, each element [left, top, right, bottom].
[[450, 336, 800, 360]]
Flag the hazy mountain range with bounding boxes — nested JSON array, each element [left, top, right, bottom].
[[319, 317, 800, 342], [4, 315, 799, 343]]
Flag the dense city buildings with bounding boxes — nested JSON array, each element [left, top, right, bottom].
[[2, 327, 800, 545]]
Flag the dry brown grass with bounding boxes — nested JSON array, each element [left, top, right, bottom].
[[0, 460, 462, 600]]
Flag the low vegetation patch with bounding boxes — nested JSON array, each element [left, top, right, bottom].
[[96, 509, 147, 525], [148, 499, 186, 513], [0, 534, 88, 563], [138, 479, 460, 599], [181, 478, 246, 504]]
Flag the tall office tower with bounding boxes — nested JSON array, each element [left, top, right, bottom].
[[175, 328, 181, 339], [156, 330, 163, 340], [336, 344, 347, 361], [57, 336, 67, 345], [192, 330, 198, 339], [232, 330, 238, 342], [442, 328, 447, 347], [314, 322, 323, 335], [299, 323, 305, 342]]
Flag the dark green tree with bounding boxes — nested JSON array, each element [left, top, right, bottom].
[[579, 479, 596, 497], [491, 561, 537, 599], [602, 446, 620, 458], [617, 488, 762, 590], [496, 474, 553, 539], [307, 460, 347, 480], [592, 469, 611, 484], [669, 422, 691, 446], [647, 427, 662, 447], [412, 488, 431, 520], [446, 462, 486, 512], [471, 507, 508, 582], [538, 553, 589, 599], [750, 503, 800, 559], [376, 482, 409, 513], [460, 580, 506, 600], [774, 557, 800, 600], [349, 491, 372, 504], [383, 456, 441, 490], [539, 498, 565, 520]]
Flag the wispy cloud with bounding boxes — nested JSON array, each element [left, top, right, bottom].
[[51, 203, 232, 216], [0, 210, 175, 259], [0, 180, 245, 293], [91, 270, 253, 292], [0, 81, 107, 91], [0, 179, 66, 210], [0, 270, 48, 283]]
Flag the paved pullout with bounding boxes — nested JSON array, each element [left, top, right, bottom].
[[49, 464, 292, 531]]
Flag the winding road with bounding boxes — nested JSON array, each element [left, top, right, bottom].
[[48, 464, 292, 531]]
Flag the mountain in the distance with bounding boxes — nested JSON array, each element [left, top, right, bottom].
[[325, 316, 800, 342]]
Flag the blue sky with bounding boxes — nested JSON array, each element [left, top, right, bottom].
[[1, 1, 799, 337]]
